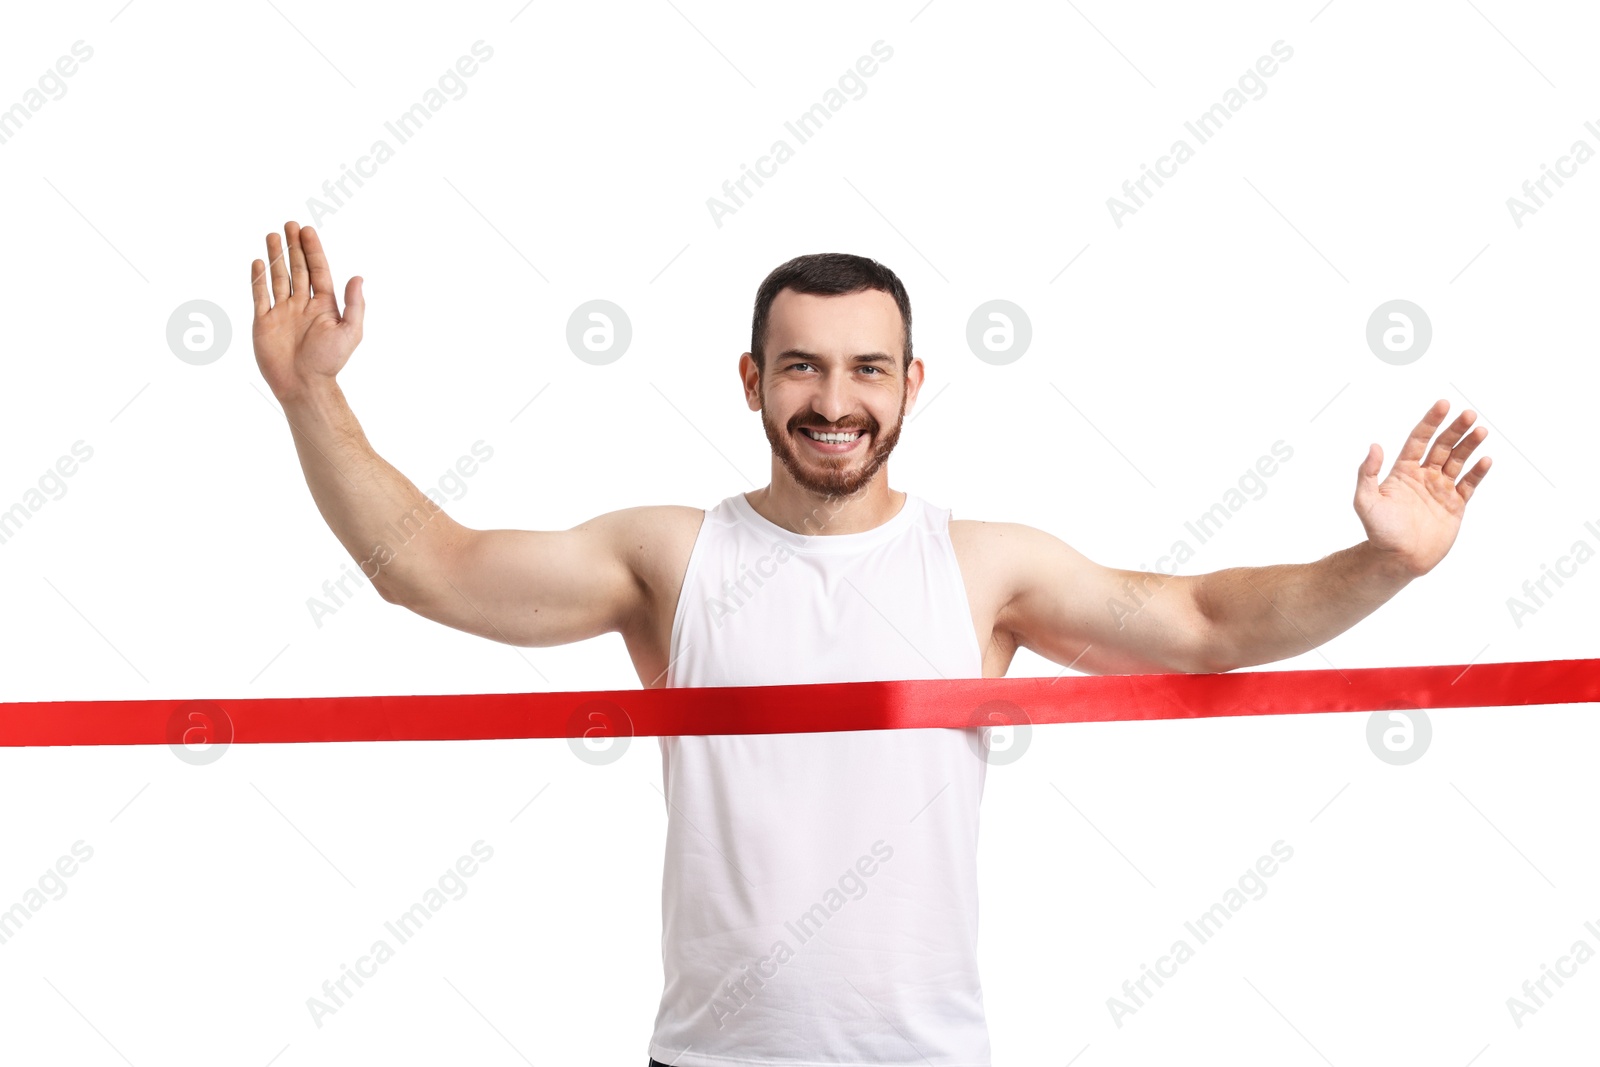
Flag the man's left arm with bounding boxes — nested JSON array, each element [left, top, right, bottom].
[[1194, 399, 1492, 672]]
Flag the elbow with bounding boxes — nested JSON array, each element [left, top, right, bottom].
[[1189, 652, 1235, 675], [1184, 597, 1235, 673], [369, 565, 426, 608], [370, 536, 463, 610], [1186, 630, 1237, 674], [372, 579, 407, 607]]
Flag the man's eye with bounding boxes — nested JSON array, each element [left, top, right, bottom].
[[784, 362, 884, 374]]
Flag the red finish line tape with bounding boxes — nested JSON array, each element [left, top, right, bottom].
[[2, 657, 1598, 749]]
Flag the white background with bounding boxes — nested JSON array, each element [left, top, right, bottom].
[[1, 1, 1597, 1064]]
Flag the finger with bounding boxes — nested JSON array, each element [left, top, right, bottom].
[[1457, 456, 1491, 503], [266, 232, 290, 302], [301, 225, 337, 298], [1422, 409, 1477, 469], [251, 258, 270, 317], [285, 221, 310, 298], [1395, 398, 1450, 465], [1355, 443, 1382, 505], [1442, 425, 1488, 479], [342, 275, 364, 337], [1359, 442, 1382, 479]]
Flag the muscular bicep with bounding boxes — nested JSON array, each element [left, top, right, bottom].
[[991, 523, 1217, 676], [405, 509, 650, 648]]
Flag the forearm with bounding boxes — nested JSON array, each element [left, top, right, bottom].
[[1190, 540, 1417, 671], [279, 378, 463, 605]]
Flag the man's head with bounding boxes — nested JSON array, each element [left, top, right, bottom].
[[741, 253, 922, 499]]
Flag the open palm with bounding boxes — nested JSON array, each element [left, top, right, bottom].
[[1355, 399, 1492, 578], [250, 222, 364, 402]]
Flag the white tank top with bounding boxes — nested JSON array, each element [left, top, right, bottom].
[[649, 490, 992, 1067]]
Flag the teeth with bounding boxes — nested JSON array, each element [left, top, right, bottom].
[[803, 429, 861, 443]]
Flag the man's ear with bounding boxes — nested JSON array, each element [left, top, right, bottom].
[[903, 357, 925, 413], [739, 352, 762, 412]]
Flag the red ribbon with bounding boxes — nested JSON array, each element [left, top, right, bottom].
[[2, 657, 1597, 748]]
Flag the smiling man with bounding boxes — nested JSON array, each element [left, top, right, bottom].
[[251, 222, 1491, 1067]]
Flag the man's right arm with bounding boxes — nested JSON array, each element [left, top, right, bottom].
[[281, 381, 646, 647], [256, 221, 646, 649]]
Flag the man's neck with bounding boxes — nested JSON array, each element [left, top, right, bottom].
[[744, 475, 905, 536]]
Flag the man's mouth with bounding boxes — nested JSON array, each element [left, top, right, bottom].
[[797, 426, 866, 453]]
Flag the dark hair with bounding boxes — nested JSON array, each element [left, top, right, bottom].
[[749, 253, 913, 376]]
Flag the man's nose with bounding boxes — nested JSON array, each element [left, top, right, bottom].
[[811, 371, 854, 423]]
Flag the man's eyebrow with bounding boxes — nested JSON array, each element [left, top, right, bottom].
[[774, 349, 896, 365]]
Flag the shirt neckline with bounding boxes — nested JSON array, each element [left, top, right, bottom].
[[729, 490, 917, 554]]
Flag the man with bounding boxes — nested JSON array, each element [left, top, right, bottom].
[[250, 222, 1490, 1066]]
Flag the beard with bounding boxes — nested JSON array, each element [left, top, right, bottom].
[[759, 379, 908, 499]]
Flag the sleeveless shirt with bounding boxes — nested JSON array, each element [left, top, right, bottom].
[[647, 490, 993, 1066]]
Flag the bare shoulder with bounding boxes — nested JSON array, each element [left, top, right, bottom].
[[598, 502, 706, 538], [948, 518, 1085, 622], [600, 505, 706, 684], [948, 518, 1051, 578], [948, 517, 1035, 548], [948, 518, 1061, 675], [949, 517, 1078, 554], [601, 504, 706, 592], [946, 518, 1039, 613]]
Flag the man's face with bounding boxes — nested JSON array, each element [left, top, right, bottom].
[[742, 287, 922, 499]]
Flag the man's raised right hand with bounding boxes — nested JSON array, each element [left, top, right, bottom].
[[251, 221, 365, 403]]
